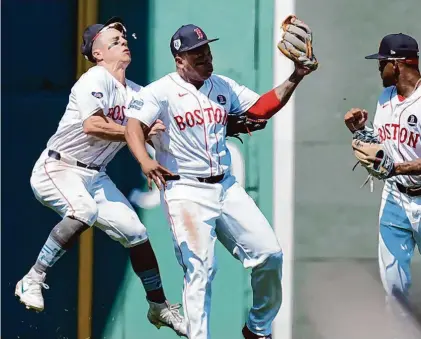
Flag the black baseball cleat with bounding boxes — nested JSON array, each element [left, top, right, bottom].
[[242, 324, 272, 339]]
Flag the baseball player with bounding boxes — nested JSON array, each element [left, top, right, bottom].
[[345, 33, 421, 303], [124, 20, 317, 339], [15, 17, 186, 336]]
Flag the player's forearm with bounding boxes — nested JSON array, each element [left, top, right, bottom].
[[274, 70, 304, 103], [125, 118, 151, 166], [394, 159, 421, 176], [247, 71, 303, 120], [83, 116, 126, 141]]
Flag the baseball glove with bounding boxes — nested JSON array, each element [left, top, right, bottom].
[[277, 15, 318, 71], [351, 130, 395, 180], [226, 113, 267, 143]]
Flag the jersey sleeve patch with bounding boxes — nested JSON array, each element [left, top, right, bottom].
[[91, 92, 104, 99]]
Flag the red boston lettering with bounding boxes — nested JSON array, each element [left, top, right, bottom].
[[222, 110, 228, 125], [204, 107, 213, 123], [194, 109, 204, 125], [378, 123, 420, 149], [174, 108, 227, 131], [107, 105, 125, 122], [113, 106, 120, 120], [378, 128, 384, 142], [407, 131, 420, 148], [384, 123, 391, 139], [185, 112, 195, 127], [174, 116, 186, 131], [214, 108, 222, 123], [392, 123, 399, 140], [400, 128, 408, 143]]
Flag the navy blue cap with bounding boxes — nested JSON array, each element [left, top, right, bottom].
[[365, 33, 419, 60], [81, 16, 126, 63], [170, 24, 219, 56]]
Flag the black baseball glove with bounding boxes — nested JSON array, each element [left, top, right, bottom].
[[225, 113, 268, 143]]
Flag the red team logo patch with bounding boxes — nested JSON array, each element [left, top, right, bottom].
[[194, 28, 204, 39]]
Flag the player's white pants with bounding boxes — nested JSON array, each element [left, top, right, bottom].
[[30, 150, 148, 247], [161, 173, 283, 339], [378, 181, 421, 298]]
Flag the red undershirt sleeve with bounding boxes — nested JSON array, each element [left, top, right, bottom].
[[247, 89, 283, 120]]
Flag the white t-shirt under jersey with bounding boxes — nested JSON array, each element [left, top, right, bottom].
[[126, 72, 260, 177], [44, 65, 141, 167], [373, 85, 421, 187]]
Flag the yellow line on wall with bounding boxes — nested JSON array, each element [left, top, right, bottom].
[[76, 1, 98, 338]]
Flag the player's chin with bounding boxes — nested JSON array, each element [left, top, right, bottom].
[[121, 55, 132, 64], [382, 78, 396, 88], [202, 67, 213, 80], [201, 73, 212, 81]]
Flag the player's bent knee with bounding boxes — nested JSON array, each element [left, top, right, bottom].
[[121, 230, 149, 248], [110, 218, 149, 248], [71, 200, 99, 226]]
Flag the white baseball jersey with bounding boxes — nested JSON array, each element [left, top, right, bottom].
[[44, 65, 141, 167], [373, 85, 421, 187], [126, 72, 260, 177]]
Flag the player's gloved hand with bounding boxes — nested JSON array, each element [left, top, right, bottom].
[[351, 130, 395, 180], [277, 15, 318, 73], [344, 108, 368, 133], [141, 158, 175, 191], [225, 113, 267, 143]]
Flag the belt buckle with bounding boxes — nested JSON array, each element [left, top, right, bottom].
[[198, 176, 211, 183]]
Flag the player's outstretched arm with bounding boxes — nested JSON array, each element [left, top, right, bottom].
[[246, 64, 308, 120], [83, 111, 126, 141], [245, 14, 318, 120], [125, 118, 174, 190]]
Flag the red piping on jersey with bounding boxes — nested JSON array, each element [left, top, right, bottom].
[[396, 93, 421, 185], [204, 79, 214, 175], [43, 159, 76, 218], [247, 89, 282, 120], [207, 78, 221, 172], [168, 74, 214, 176], [213, 123, 220, 169]]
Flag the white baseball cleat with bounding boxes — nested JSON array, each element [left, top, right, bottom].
[[147, 300, 188, 337], [15, 268, 49, 312]]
